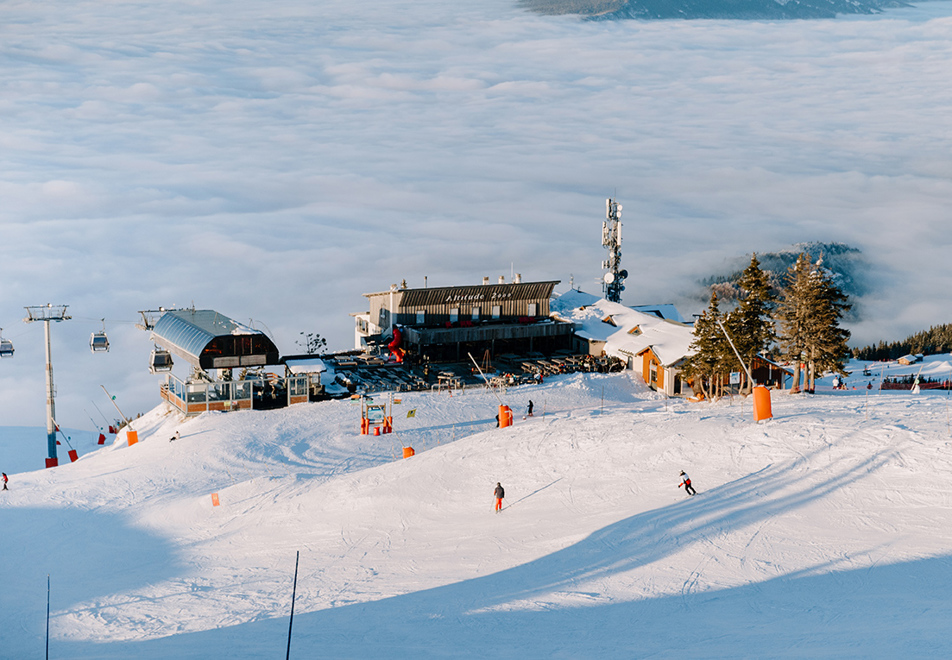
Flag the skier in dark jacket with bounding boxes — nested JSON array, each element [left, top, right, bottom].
[[2, 472, 7, 491], [679, 471, 696, 496], [526, 400, 534, 417], [494, 482, 505, 512]]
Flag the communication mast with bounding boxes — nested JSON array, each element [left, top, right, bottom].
[[24, 304, 71, 468], [601, 198, 628, 303]]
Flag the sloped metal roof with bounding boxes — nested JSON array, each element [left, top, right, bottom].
[[151, 309, 278, 368]]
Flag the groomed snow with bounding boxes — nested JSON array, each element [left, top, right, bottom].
[[3, 367, 952, 658]]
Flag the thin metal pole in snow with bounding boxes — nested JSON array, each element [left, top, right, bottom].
[[46, 574, 50, 660], [286, 550, 300, 660], [715, 319, 754, 384], [101, 385, 131, 427]]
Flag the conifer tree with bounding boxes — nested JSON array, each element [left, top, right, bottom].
[[808, 258, 851, 389], [777, 254, 850, 392], [725, 254, 776, 393], [776, 254, 812, 392], [683, 291, 730, 400]]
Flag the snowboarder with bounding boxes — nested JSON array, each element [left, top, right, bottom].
[[2, 472, 7, 491], [169, 431, 180, 442], [679, 471, 696, 496], [494, 482, 505, 512], [526, 400, 534, 417]]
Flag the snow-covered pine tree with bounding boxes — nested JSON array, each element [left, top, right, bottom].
[[725, 254, 776, 393]]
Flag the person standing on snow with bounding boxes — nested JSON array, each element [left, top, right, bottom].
[[494, 482, 505, 512], [526, 400, 534, 417], [2, 472, 8, 491], [679, 471, 696, 496]]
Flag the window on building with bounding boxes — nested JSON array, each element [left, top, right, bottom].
[[650, 364, 658, 385], [416, 310, 425, 324], [472, 307, 481, 321], [450, 308, 459, 323], [492, 305, 501, 319], [527, 303, 537, 317]]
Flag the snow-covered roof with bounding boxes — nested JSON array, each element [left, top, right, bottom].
[[284, 357, 327, 374], [630, 304, 688, 324], [552, 290, 695, 367]]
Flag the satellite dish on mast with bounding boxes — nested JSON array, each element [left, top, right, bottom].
[[603, 272, 615, 284], [619, 269, 628, 280]]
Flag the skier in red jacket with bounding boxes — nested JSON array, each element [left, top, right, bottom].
[[679, 471, 696, 496]]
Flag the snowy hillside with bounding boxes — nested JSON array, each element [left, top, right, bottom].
[[3, 370, 952, 658]]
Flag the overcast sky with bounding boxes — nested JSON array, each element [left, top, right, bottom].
[[2, 0, 951, 430]]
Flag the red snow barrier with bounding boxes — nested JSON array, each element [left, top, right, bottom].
[[403, 446, 415, 458], [98, 433, 106, 445], [126, 430, 138, 446], [753, 386, 773, 422], [45, 457, 58, 469]]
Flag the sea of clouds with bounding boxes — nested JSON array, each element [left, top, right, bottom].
[[2, 0, 951, 433]]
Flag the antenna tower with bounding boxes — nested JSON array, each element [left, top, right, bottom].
[[601, 198, 627, 303]]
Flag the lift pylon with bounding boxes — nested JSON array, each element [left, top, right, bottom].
[[24, 304, 71, 468]]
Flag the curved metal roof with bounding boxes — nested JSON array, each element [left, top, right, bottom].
[[151, 309, 279, 369]]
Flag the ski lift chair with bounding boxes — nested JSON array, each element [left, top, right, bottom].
[[150, 348, 173, 374], [0, 329, 13, 358]]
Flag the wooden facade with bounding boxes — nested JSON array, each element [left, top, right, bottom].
[[637, 347, 690, 397], [365, 281, 559, 330]]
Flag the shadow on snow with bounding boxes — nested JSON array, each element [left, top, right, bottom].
[[50, 447, 952, 658]]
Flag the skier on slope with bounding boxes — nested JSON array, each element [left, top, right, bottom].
[[526, 400, 534, 418], [2, 472, 7, 491], [494, 482, 505, 512], [678, 471, 696, 496]]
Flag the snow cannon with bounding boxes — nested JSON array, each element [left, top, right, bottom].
[[499, 405, 513, 428], [753, 386, 773, 422], [403, 446, 415, 458]]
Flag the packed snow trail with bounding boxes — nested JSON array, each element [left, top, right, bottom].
[[2, 371, 952, 658]]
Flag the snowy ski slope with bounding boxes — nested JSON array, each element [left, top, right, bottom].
[[2, 369, 952, 658]]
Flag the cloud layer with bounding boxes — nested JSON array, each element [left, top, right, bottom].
[[2, 0, 952, 428]]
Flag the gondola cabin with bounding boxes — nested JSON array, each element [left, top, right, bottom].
[[90, 331, 110, 353], [0, 333, 13, 358], [150, 348, 173, 374]]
